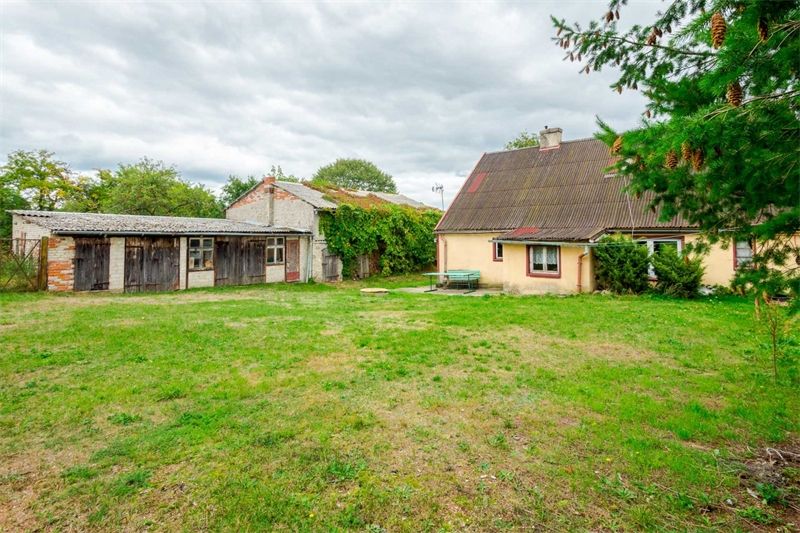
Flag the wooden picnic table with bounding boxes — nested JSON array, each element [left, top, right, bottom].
[[422, 270, 480, 293]]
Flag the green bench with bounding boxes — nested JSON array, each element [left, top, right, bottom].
[[422, 269, 480, 293]]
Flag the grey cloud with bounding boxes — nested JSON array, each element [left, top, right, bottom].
[[1, 0, 655, 208]]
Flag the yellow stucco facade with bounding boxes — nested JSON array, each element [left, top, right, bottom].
[[437, 232, 745, 294], [437, 233, 595, 294]]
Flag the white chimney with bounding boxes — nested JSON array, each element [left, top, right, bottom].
[[539, 126, 563, 149]]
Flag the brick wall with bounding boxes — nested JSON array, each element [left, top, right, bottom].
[[226, 177, 275, 225], [11, 215, 51, 242], [47, 236, 75, 292]]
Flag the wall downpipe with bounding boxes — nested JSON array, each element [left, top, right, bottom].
[[576, 246, 590, 293]]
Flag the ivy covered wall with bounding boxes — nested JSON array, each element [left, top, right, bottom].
[[319, 204, 441, 278]]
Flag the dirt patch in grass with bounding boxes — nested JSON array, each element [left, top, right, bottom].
[[0, 446, 92, 531]]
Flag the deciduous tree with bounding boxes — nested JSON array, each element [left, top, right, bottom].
[[312, 159, 397, 193], [505, 131, 540, 150]]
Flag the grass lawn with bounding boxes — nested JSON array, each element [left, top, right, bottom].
[[1, 281, 798, 531]]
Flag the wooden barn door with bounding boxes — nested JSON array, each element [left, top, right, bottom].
[[124, 237, 179, 292], [285, 239, 300, 282], [214, 237, 266, 286], [74, 237, 110, 291]]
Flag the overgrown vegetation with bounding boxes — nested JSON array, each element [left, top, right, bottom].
[[319, 204, 440, 277], [593, 234, 650, 294], [0, 284, 798, 530], [651, 245, 705, 298]]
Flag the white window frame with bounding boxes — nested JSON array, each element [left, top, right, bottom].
[[188, 236, 214, 271], [493, 241, 504, 261], [267, 237, 285, 265], [638, 238, 682, 278], [528, 245, 560, 276], [734, 240, 753, 269]]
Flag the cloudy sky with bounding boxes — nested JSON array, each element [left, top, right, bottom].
[[1, 1, 654, 208]]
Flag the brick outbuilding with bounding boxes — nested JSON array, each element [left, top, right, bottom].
[[11, 210, 310, 292]]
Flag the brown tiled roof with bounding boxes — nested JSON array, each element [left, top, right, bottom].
[[435, 138, 692, 241]]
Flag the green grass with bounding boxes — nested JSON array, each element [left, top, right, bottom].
[[1, 281, 798, 531]]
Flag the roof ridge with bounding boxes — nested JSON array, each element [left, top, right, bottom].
[[484, 136, 603, 156]]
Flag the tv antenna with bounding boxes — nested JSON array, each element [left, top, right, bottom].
[[432, 183, 444, 211]]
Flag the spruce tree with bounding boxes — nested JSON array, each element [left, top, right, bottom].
[[552, 1, 799, 300]]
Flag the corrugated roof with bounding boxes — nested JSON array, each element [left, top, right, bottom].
[[10, 210, 309, 236], [274, 181, 338, 209], [275, 181, 431, 210], [435, 138, 692, 240]]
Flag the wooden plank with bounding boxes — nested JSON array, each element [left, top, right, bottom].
[[214, 236, 266, 286], [38, 236, 48, 291], [124, 237, 179, 293], [74, 237, 110, 291]]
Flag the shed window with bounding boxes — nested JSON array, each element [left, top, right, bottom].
[[528, 245, 559, 276], [189, 237, 213, 270], [493, 242, 504, 261], [267, 237, 284, 264], [735, 240, 753, 268]]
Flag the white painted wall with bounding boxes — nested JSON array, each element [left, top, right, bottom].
[[108, 238, 125, 292], [187, 269, 215, 288], [178, 237, 188, 289], [266, 264, 284, 283], [11, 215, 51, 242]]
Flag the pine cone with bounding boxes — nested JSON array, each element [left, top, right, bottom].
[[681, 142, 692, 161], [758, 18, 769, 42], [665, 150, 678, 169], [711, 12, 727, 48], [691, 149, 705, 171], [727, 81, 743, 106], [611, 136, 623, 154]]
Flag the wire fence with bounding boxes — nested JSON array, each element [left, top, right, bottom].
[[0, 238, 46, 292]]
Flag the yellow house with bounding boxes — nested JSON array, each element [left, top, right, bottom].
[[434, 127, 754, 294]]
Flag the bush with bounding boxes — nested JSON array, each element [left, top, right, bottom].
[[593, 234, 650, 294], [650, 246, 705, 298]]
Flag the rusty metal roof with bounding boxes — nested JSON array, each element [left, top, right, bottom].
[[10, 210, 310, 236], [435, 138, 692, 241]]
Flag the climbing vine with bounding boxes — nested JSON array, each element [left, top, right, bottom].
[[319, 204, 441, 277]]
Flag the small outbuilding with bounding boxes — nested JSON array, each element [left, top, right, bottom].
[[10, 210, 310, 292]]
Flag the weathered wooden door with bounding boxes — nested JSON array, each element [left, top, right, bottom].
[[214, 237, 266, 286], [74, 238, 110, 291], [124, 237, 179, 292], [321, 248, 340, 281], [285, 239, 300, 282]]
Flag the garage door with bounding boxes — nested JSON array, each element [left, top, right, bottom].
[[74, 237, 110, 291], [214, 237, 266, 286], [124, 237, 180, 292]]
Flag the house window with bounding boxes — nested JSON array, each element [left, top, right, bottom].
[[528, 245, 560, 277], [493, 242, 504, 261], [734, 240, 753, 268], [189, 237, 214, 270], [639, 238, 682, 277], [267, 237, 284, 264]]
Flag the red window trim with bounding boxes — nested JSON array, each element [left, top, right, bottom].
[[492, 241, 503, 262], [526, 244, 561, 278]]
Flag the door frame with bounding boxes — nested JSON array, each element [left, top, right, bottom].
[[284, 237, 300, 283]]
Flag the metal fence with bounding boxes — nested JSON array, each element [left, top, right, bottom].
[[0, 237, 47, 291]]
